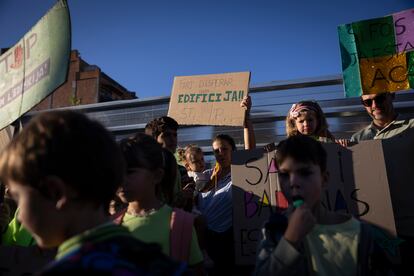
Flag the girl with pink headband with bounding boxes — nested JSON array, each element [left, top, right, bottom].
[[285, 100, 335, 142]]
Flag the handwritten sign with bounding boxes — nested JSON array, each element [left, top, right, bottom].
[[231, 148, 286, 265], [167, 72, 250, 126], [338, 8, 414, 97], [0, 0, 71, 130], [231, 135, 414, 265]]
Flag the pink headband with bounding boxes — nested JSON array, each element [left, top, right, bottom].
[[289, 102, 320, 119]]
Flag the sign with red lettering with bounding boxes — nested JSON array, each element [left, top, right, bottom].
[[0, 0, 71, 130], [338, 8, 414, 97], [167, 72, 250, 126]]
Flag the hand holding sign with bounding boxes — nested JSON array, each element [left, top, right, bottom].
[[240, 95, 252, 114], [240, 95, 252, 127]]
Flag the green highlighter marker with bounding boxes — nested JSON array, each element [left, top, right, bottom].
[[293, 199, 304, 208], [293, 196, 305, 208]]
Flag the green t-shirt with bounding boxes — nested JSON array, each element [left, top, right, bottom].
[[2, 209, 35, 246], [305, 217, 360, 276], [122, 204, 203, 266]]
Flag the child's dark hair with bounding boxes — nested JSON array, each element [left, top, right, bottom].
[[119, 133, 164, 171], [0, 111, 125, 209], [144, 116, 179, 139], [276, 135, 327, 173], [118, 133, 176, 204], [213, 134, 236, 151]]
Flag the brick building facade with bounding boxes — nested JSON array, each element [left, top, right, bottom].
[[32, 50, 136, 111]]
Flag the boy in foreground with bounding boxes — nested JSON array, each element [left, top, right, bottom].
[[0, 111, 186, 275], [255, 135, 398, 276]]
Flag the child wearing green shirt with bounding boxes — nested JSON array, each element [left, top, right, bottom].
[[0, 111, 186, 275]]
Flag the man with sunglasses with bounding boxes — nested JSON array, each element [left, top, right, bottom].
[[351, 92, 414, 142]]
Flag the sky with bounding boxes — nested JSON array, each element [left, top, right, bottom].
[[1, 0, 413, 98]]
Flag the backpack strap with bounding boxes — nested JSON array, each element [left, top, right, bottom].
[[170, 208, 195, 262], [111, 208, 127, 225]]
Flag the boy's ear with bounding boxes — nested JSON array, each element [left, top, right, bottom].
[[321, 171, 329, 189], [153, 168, 164, 185], [41, 176, 70, 210]]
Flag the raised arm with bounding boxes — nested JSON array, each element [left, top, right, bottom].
[[241, 95, 256, 150]]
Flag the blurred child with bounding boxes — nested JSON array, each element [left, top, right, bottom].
[[117, 133, 204, 275], [255, 135, 398, 275], [0, 111, 184, 275], [145, 116, 179, 154], [145, 116, 195, 208], [181, 145, 210, 194], [179, 144, 215, 268], [159, 148, 178, 206]]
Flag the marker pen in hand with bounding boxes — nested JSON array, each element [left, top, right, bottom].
[[292, 195, 304, 209]]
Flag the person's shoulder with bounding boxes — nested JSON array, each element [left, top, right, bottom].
[[162, 204, 174, 214], [351, 124, 372, 142], [406, 117, 414, 126], [203, 168, 214, 173], [149, 204, 173, 220], [203, 168, 214, 177], [188, 171, 208, 181], [187, 171, 196, 178], [357, 220, 402, 269], [41, 232, 187, 275], [177, 164, 187, 175]]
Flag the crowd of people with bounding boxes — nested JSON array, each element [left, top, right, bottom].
[[0, 91, 411, 275]]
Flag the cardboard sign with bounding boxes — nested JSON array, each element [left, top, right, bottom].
[[0, 0, 71, 130], [323, 142, 396, 236], [338, 8, 414, 97], [381, 127, 414, 237], [167, 72, 250, 126], [232, 135, 414, 265], [231, 148, 285, 265]]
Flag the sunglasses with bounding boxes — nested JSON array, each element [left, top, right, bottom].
[[361, 93, 388, 107]]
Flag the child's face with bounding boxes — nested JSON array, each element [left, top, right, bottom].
[[278, 157, 327, 209], [118, 167, 159, 203], [295, 111, 317, 136], [157, 128, 177, 153], [8, 181, 64, 248], [186, 152, 205, 173]]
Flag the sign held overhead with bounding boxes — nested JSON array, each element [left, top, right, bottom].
[[168, 71, 250, 126], [0, 0, 71, 130]]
